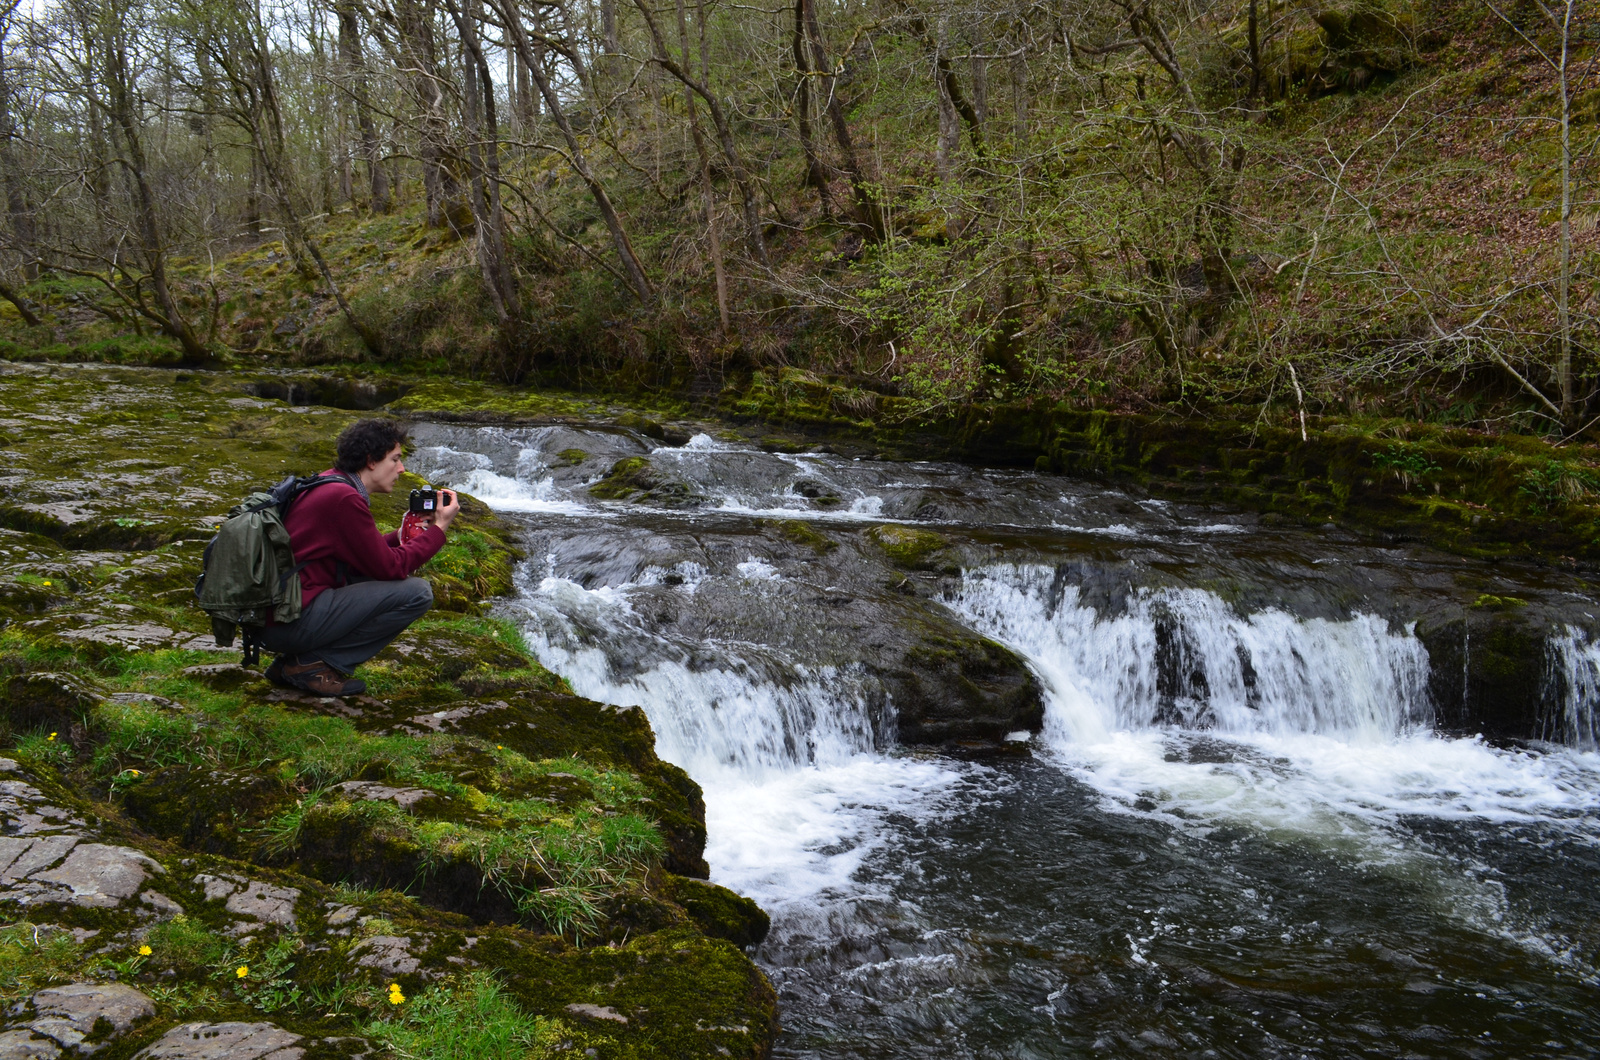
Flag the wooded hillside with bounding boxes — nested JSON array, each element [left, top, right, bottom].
[[0, 0, 1593, 435]]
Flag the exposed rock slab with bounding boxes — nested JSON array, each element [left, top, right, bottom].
[[27, 982, 155, 1052], [193, 874, 299, 928], [332, 782, 437, 809], [133, 1023, 303, 1060]]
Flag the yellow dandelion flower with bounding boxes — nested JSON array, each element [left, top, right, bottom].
[[139, 945, 152, 956], [47, 733, 56, 741], [42, 581, 50, 586], [389, 991, 405, 1005], [236, 966, 249, 979], [129, 769, 141, 777], [388, 983, 400, 992]]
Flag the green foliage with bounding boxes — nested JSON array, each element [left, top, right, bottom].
[[0, 923, 88, 1002], [1519, 459, 1598, 513], [359, 971, 585, 1060], [12, 729, 74, 769], [144, 915, 231, 974], [1371, 444, 1442, 490]]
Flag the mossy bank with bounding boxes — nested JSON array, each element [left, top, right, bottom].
[[0, 363, 776, 1059]]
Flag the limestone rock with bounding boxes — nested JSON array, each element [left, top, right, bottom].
[[333, 782, 437, 810], [194, 874, 299, 927], [349, 935, 419, 975], [28, 982, 154, 1052], [566, 1003, 628, 1024], [28, 843, 162, 908], [139, 890, 184, 917], [133, 1023, 303, 1060], [0, 1029, 60, 1059]]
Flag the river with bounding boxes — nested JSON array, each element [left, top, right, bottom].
[[411, 420, 1600, 1059]]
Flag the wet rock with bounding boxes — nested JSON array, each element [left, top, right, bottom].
[[867, 525, 950, 571], [133, 1022, 303, 1060], [588, 457, 705, 507], [28, 983, 154, 1052], [565, 1004, 628, 1024], [1416, 605, 1569, 742]]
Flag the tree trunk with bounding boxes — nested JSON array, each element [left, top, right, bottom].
[[791, 0, 831, 205], [103, 25, 210, 362], [336, 1, 390, 213], [393, 0, 455, 227], [496, 0, 654, 302], [800, 0, 885, 240], [0, 21, 37, 280], [444, 0, 520, 331]]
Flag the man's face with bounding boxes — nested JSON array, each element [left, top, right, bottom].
[[366, 444, 406, 494]]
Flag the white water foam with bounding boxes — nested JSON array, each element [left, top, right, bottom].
[[506, 565, 965, 909], [412, 442, 593, 516], [947, 564, 1600, 969]]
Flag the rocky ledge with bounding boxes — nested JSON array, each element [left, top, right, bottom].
[[0, 364, 775, 1060]]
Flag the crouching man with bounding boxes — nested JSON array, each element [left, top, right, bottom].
[[260, 419, 458, 697]]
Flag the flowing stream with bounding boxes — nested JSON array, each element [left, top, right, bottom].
[[411, 421, 1600, 1059]]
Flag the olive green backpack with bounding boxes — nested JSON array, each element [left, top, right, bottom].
[[194, 473, 351, 664]]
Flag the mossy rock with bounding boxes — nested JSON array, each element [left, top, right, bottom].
[[771, 519, 837, 554], [589, 457, 658, 500], [1, 670, 107, 737], [663, 874, 770, 949], [588, 457, 704, 508], [867, 524, 950, 571], [554, 448, 589, 467]]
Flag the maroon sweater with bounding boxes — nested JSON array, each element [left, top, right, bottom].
[[284, 471, 445, 608]]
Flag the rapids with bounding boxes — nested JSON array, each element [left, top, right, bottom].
[[412, 421, 1600, 1059]]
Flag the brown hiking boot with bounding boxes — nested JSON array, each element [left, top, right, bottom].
[[281, 657, 367, 697]]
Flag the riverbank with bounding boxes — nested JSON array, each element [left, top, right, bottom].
[[0, 364, 775, 1059], [355, 365, 1600, 572]]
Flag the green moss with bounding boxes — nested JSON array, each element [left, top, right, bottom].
[[867, 524, 949, 570], [771, 519, 838, 554], [588, 457, 657, 500], [555, 448, 589, 466], [663, 875, 770, 949], [1471, 593, 1528, 611]]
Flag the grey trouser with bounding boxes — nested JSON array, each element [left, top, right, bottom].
[[258, 577, 433, 675]]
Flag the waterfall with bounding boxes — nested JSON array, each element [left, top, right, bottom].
[[1544, 627, 1600, 750], [506, 568, 889, 776], [947, 564, 1433, 745]]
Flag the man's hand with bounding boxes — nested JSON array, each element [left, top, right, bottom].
[[433, 489, 461, 532]]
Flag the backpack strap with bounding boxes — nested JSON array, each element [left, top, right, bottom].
[[240, 626, 263, 667]]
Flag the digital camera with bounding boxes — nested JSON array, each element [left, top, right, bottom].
[[408, 488, 438, 515]]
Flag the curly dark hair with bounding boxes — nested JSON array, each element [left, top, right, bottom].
[[334, 419, 410, 473]]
